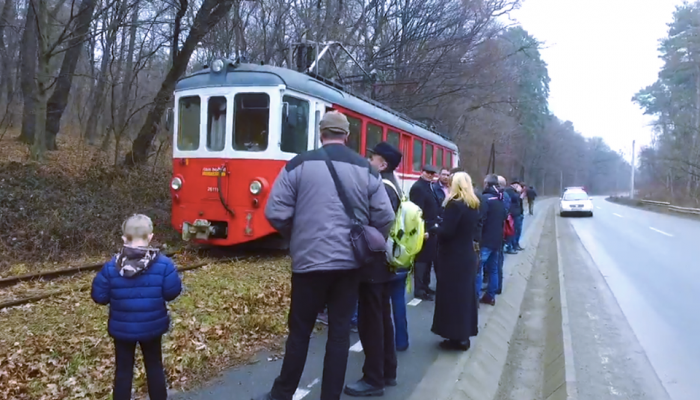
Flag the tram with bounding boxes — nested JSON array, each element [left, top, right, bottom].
[[169, 57, 459, 246]]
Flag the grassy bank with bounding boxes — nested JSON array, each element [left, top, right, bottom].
[[0, 256, 291, 400]]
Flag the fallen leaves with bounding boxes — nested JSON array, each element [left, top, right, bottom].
[[0, 255, 292, 399]]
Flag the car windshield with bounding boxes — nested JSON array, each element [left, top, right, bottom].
[[563, 192, 589, 201]]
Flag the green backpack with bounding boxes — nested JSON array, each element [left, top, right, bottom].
[[382, 179, 425, 271]]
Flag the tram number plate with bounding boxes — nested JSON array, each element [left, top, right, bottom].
[[202, 167, 226, 177], [207, 187, 219, 192]]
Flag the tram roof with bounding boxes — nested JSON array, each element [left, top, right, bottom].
[[175, 62, 458, 151]]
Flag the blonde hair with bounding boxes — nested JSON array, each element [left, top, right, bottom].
[[122, 214, 153, 242], [444, 172, 480, 209]]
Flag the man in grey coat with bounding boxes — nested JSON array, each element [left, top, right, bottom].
[[254, 111, 395, 400]]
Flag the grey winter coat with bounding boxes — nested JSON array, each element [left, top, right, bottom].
[[265, 143, 395, 273]]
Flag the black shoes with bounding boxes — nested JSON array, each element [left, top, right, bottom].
[[439, 339, 470, 351], [416, 292, 434, 301], [344, 379, 385, 397], [385, 378, 397, 387]]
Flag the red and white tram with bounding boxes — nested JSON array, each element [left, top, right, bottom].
[[170, 59, 459, 246]]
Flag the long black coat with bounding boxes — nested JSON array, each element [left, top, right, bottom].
[[410, 178, 440, 263], [431, 199, 479, 342]]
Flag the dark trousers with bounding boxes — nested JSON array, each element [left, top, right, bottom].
[[113, 336, 167, 400], [357, 281, 397, 388], [271, 269, 360, 400], [414, 236, 436, 296], [528, 199, 535, 214]]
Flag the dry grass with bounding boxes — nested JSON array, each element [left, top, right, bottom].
[[0, 130, 178, 272], [0, 255, 292, 400]]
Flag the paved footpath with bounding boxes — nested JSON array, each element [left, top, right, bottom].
[[173, 214, 538, 400]]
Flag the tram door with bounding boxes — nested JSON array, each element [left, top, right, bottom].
[[399, 133, 412, 193], [311, 102, 330, 149]]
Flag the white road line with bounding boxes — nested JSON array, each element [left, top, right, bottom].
[[292, 378, 321, 400], [349, 340, 363, 352], [649, 227, 673, 237], [407, 298, 422, 306], [613, 213, 624, 218], [596, 206, 602, 210], [292, 389, 310, 400]]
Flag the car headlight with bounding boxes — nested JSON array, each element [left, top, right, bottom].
[[250, 180, 262, 195], [171, 177, 182, 190], [211, 59, 224, 73]]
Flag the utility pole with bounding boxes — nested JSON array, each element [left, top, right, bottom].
[[630, 140, 636, 199]]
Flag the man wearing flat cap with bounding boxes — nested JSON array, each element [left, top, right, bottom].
[[408, 164, 440, 301], [344, 141, 404, 396]]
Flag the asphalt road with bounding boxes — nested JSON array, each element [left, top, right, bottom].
[[563, 197, 700, 400], [173, 215, 537, 400]]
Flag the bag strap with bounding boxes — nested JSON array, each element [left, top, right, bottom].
[[322, 147, 359, 223]]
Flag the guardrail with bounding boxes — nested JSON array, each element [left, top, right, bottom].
[[638, 199, 700, 215]]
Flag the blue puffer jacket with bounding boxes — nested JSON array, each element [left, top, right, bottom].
[[91, 248, 182, 342]]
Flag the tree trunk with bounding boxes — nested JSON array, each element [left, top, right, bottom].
[[116, 2, 138, 134], [0, 0, 15, 111], [45, 0, 99, 150], [31, 0, 49, 161], [19, 2, 37, 145], [84, 1, 123, 145], [125, 0, 238, 165]]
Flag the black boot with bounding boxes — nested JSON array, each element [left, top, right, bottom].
[[344, 379, 385, 397]]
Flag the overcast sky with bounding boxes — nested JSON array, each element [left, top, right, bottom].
[[509, 0, 684, 160]]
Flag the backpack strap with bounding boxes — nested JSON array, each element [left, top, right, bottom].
[[382, 179, 405, 201]]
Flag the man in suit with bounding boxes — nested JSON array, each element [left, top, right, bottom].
[[409, 164, 440, 301]]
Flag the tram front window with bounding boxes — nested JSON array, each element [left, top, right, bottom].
[[207, 96, 226, 151], [234, 93, 269, 152], [281, 95, 309, 154], [178, 96, 201, 151]]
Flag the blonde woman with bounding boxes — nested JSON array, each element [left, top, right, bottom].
[[430, 171, 481, 351]]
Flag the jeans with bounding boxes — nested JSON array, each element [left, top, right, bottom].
[[113, 337, 167, 400], [497, 245, 505, 293], [357, 281, 397, 387], [388, 272, 409, 350], [351, 303, 358, 326], [511, 214, 524, 248], [271, 269, 360, 400], [476, 247, 500, 299]]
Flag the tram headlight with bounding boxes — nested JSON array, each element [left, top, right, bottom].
[[211, 59, 224, 73], [171, 177, 183, 191], [250, 180, 262, 195]]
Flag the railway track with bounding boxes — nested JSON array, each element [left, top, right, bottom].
[[0, 247, 289, 311]]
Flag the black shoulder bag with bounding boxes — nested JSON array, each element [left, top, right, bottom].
[[322, 148, 386, 267]]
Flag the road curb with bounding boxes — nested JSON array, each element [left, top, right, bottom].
[[548, 210, 579, 400], [406, 200, 552, 400]]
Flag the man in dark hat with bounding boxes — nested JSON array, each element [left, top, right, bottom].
[[344, 142, 402, 397], [408, 164, 440, 301], [504, 178, 524, 252]]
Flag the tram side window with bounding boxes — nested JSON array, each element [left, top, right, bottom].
[[387, 130, 400, 150], [281, 95, 309, 154], [436, 148, 443, 168], [446, 151, 452, 168], [366, 123, 383, 154], [425, 143, 434, 167], [233, 93, 269, 152], [347, 115, 361, 153], [178, 96, 201, 151], [207, 97, 227, 151], [413, 139, 423, 172]]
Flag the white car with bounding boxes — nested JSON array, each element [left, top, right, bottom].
[[559, 190, 594, 217]]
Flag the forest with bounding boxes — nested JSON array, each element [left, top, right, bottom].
[[634, 0, 700, 206], [0, 0, 631, 265]]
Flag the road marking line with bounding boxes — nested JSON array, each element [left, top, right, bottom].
[[596, 206, 602, 209], [293, 389, 310, 400], [613, 213, 624, 218], [407, 298, 422, 306], [649, 227, 673, 237], [349, 340, 363, 352], [293, 377, 321, 400]]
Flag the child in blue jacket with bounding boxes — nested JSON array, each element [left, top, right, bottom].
[[91, 214, 182, 400]]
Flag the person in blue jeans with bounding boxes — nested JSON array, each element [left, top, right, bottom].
[[388, 269, 410, 351], [478, 175, 507, 306]]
